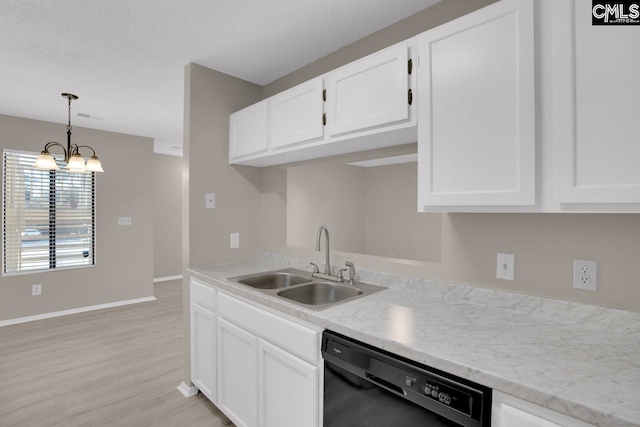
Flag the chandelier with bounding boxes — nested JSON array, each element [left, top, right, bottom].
[[34, 93, 104, 173]]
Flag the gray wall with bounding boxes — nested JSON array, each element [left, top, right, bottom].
[[285, 160, 442, 263], [365, 163, 442, 262], [153, 153, 182, 278], [182, 63, 263, 384], [287, 162, 366, 254], [264, 0, 499, 97], [0, 114, 154, 321]]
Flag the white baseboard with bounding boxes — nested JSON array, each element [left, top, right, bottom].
[[0, 296, 157, 328], [153, 275, 183, 283], [177, 381, 199, 398]]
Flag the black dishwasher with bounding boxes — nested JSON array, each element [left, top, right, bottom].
[[322, 331, 491, 427]]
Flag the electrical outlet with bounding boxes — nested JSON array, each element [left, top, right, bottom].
[[32, 284, 42, 296], [230, 233, 240, 249], [574, 259, 597, 291], [205, 193, 215, 209], [118, 217, 132, 226], [496, 253, 515, 281]]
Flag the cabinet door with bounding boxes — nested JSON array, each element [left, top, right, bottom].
[[553, 0, 640, 203], [500, 404, 563, 427], [326, 43, 410, 136], [190, 303, 216, 403], [229, 100, 268, 160], [258, 339, 318, 427], [218, 318, 259, 427], [492, 391, 595, 427], [269, 78, 324, 150], [417, 0, 535, 207]]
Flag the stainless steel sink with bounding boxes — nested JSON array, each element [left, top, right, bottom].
[[237, 272, 312, 289], [227, 268, 386, 311], [277, 282, 362, 305]]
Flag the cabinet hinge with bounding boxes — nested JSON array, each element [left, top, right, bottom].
[[322, 113, 326, 126], [408, 89, 413, 106], [408, 58, 413, 75], [322, 89, 326, 102]]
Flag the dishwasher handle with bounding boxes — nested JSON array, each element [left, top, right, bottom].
[[365, 372, 407, 397]]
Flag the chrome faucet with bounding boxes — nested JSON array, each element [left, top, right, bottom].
[[311, 225, 344, 282], [315, 225, 331, 275]]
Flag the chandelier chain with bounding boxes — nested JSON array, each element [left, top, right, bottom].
[[67, 97, 72, 131]]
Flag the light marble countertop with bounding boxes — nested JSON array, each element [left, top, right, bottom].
[[188, 252, 640, 427]]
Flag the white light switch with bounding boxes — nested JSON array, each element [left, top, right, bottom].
[[496, 253, 515, 281], [32, 284, 42, 296], [118, 217, 132, 226], [230, 233, 240, 249], [206, 193, 215, 209]]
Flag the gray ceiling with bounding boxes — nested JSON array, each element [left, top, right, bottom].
[[0, 0, 440, 155]]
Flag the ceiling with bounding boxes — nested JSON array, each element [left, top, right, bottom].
[[0, 0, 440, 156]]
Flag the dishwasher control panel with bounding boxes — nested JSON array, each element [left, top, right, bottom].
[[402, 374, 473, 416], [422, 378, 470, 415]]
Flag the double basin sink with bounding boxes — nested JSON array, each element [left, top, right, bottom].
[[227, 268, 386, 311]]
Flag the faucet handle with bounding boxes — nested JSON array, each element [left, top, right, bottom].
[[345, 261, 356, 281], [338, 268, 349, 281], [310, 263, 320, 274]]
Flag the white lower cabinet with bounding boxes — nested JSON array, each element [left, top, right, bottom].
[[492, 391, 594, 427], [258, 339, 318, 427], [190, 279, 218, 403], [190, 303, 217, 402], [218, 317, 259, 427], [211, 292, 322, 427]]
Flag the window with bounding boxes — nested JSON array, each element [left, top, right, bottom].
[[3, 150, 95, 274]]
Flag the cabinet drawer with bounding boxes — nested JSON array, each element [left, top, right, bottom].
[[190, 278, 217, 312], [219, 293, 319, 364]]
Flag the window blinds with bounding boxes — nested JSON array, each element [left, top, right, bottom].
[[3, 150, 95, 274]]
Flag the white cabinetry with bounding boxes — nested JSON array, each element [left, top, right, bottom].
[[190, 279, 217, 403], [229, 100, 269, 159], [215, 293, 322, 427], [417, 0, 535, 208], [492, 391, 594, 427], [258, 339, 318, 427], [190, 303, 216, 401], [269, 77, 324, 150], [218, 317, 259, 427], [553, 0, 640, 204], [326, 43, 411, 136], [229, 41, 416, 167]]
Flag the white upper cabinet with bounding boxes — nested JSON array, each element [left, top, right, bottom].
[[553, 0, 640, 204], [417, 0, 535, 208], [269, 78, 324, 150], [325, 42, 411, 137], [229, 41, 416, 167], [229, 100, 269, 160]]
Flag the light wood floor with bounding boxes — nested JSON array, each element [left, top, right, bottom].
[[0, 280, 233, 427]]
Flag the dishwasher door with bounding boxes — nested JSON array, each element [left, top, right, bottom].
[[322, 331, 490, 427], [324, 361, 460, 427]]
